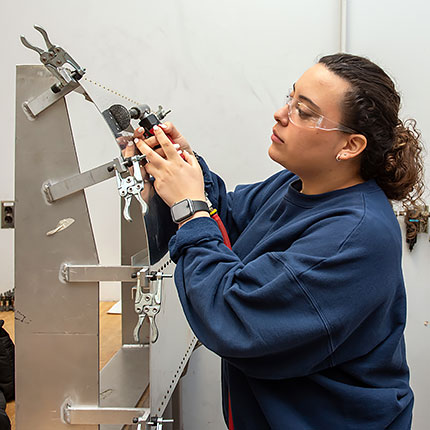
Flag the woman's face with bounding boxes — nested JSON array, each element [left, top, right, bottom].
[[269, 63, 351, 178]]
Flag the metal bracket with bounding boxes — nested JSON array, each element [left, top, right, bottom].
[[22, 78, 80, 120], [144, 416, 174, 430], [61, 401, 150, 425], [62, 264, 147, 283], [43, 157, 127, 203]]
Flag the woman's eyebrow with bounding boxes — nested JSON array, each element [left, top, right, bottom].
[[292, 82, 321, 112]]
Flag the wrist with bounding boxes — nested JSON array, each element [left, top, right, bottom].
[[178, 211, 210, 228], [170, 198, 210, 225]]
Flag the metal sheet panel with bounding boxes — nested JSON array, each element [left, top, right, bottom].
[[149, 253, 197, 417], [15, 65, 99, 429]]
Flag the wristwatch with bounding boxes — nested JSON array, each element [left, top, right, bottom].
[[170, 199, 210, 224]]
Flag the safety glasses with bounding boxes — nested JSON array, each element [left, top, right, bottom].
[[285, 95, 358, 134]]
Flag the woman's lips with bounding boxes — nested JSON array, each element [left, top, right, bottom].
[[271, 129, 284, 144]]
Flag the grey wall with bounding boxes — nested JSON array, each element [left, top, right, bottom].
[[2, 0, 430, 429]]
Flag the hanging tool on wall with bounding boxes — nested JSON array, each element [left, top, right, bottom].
[[396, 206, 429, 251]]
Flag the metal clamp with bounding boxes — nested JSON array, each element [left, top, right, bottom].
[[133, 270, 172, 343], [115, 155, 148, 222], [21, 25, 85, 91], [133, 415, 174, 430]]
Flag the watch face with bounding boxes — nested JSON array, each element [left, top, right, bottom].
[[171, 199, 192, 223]]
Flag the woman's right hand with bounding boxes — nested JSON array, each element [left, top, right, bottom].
[[134, 121, 193, 158]]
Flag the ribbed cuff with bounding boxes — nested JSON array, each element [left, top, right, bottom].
[[168, 216, 224, 262]]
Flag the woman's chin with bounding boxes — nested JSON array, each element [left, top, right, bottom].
[[268, 143, 282, 163], [268, 144, 291, 170]]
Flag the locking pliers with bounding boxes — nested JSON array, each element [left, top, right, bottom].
[[115, 155, 148, 222], [20, 25, 85, 89]]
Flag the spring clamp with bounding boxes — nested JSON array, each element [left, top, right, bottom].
[[133, 270, 172, 343]]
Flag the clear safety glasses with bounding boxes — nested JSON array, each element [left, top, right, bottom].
[[285, 95, 358, 134]]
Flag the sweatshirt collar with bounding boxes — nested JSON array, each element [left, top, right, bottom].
[[285, 177, 380, 208]]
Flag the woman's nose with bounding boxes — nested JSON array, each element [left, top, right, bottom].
[[274, 105, 289, 126]]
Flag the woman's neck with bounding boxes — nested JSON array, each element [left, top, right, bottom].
[[299, 170, 365, 195]]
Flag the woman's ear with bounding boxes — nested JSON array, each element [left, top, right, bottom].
[[338, 134, 367, 160]]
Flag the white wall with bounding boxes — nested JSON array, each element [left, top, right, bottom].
[[346, 2, 430, 428], [2, 0, 430, 429], [1, 0, 340, 300]]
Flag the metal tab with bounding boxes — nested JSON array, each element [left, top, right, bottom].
[[43, 157, 126, 203], [22, 79, 79, 119], [62, 402, 150, 425], [62, 264, 146, 282]]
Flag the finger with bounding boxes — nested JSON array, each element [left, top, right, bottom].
[[143, 135, 159, 149], [133, 127, 146, 139], [138, 141, 166, 168], [160, 122, 181, 139], [116, 136, 130, 150], [153, 125, 180, 160], [123, 141, 136, 158], [182, 150, 201, 169], [134, 137, 163, 158], [181, 149, 195, 165]]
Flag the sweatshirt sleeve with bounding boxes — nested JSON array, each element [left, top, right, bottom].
[[168, 209, 403, 380], [198, 156, 294, 244]]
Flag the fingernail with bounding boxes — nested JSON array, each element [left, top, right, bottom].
[[153, 125, 159, 131], [137, 127, 144, 133], [134, 138, 139, 144], [173, 143, 180, 149], [160, 123, 168, 129], [177, 150, 183, 155], [129, 141, 135, 146]]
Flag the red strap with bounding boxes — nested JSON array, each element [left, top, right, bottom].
[[210, 209, 234, 428], [210, 211, 232, 250], [228, 390, 234, 430]]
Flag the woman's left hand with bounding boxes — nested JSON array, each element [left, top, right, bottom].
[[135, 125, 206, 208]]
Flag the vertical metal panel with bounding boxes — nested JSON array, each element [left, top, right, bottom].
[[15, 65, 99, 429], [149, 253, 197, 418]]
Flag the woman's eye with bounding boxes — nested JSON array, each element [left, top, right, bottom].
[[297, 106, 312, 119]]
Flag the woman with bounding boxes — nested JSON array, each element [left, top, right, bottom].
[[132, 53, 423, 429]]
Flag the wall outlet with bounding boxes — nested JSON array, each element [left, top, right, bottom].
[[1, 201, 14, 229]]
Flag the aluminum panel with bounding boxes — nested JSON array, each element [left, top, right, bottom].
[[15, 65, 99, 429]]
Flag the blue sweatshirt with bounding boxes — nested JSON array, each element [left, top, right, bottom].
[[168, 159, 414, 430]]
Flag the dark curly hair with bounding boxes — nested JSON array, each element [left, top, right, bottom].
[[319, 53, 425, 209]]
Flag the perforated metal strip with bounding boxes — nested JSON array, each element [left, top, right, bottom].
[[151, 256, 198, 415], [82, 76, 142, 106]]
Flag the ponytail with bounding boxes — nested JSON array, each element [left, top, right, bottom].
[[377, 119, 425, 208]]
